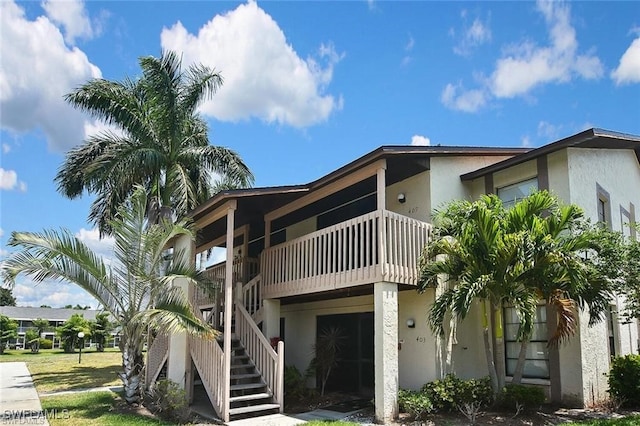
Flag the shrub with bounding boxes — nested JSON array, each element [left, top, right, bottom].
[[39, 339, 53, 350], [500, 384, 545, 412], [421, 374, 493, 412], [398, 389, 434, 419], [284, 365, 309, 404], [145, 379, 190, 424], [608, 354, 640, 407]]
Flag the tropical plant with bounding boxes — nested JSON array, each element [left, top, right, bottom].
[[57, 313, 90, 353], [418, 191, 613, 394], [310, 326, 347, 396], [1, 186, 216, 404], [0, 287, 17, 306], [56, 50, 253, 234], [89, 312, 114, 352], [27, 318, 51, 353], [0, 314, 18, 354]]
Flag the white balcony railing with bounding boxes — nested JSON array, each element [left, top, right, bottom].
[[261, 210, 431, 298]]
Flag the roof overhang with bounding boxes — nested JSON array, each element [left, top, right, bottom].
[[460, 128, 640, 181]]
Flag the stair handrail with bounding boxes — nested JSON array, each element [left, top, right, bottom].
[[242, 273, 262, 321], [235, 303, 284, 410]]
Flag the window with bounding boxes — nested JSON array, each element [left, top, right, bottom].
[[596, 184, 611, 228], [497, 177, 538, 208], [504, 305, 549, 379], [607, 307, 618, 359]]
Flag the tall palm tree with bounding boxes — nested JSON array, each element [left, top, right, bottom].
[[56, 50, 254, 235], [418, 192, 612, 394], [1, 186, 216, 404]]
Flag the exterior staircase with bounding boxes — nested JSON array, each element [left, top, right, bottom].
[[227, 337, 280, 418], [185, 263, 284, 422]]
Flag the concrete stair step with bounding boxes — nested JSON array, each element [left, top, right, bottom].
[[229, 403, 280, 416], [231, 372, 261, 380], [230, 382, 266, 391], [229, 392, 271, 403]]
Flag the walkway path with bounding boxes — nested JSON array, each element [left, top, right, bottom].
[[0, 361, 49, 425]]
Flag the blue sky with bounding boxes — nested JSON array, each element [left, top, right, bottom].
[[1, 0, 639, 308]]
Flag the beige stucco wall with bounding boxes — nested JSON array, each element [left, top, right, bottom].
[[397, 289, 438, 390], [492, 159, 537, 191], [430, 155, 514, 213], [386, 171, 430, 222], [564, 147, 640, 405]]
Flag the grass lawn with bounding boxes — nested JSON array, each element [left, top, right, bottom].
[[40, 391, 171, 426], [304, 422, 358, 426], [0, 348, 122, 393], [567, 416, 640, 425]]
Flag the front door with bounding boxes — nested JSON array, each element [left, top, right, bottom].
[[316, 312, 374, 397]]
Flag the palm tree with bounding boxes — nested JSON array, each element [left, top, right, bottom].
[[56, 50, 254, 235], [502, 192, 612, 383], [418, 191, 612, 394], [1, 186, 216, 404], [418, 194, 533, 394]]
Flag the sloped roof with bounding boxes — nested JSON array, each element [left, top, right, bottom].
[[0, 306, 103, 322], [460, 128, 640, 181]]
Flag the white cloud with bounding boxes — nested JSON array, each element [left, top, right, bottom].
[[441, 83, 488, 113], [537, 120, 561, 139], [490, 1, 602, 98], [160, 1, 343, 128], [611, 36, 640, 85], [453, 13, 492, 56], [41, 0, 94, 45], [0, 0, 102, 152], [410, 135, 431, 146], [401, 35, 414, 67], [13, 280, 99, 308], [0, 228, 4, 238], [405, 36, 415, 52], [442, 0, 602, 112], [2, 144, 10, 154], [521, 136, 532, 147], [75, 227, 115, 262], [0, 168, 26, 191]]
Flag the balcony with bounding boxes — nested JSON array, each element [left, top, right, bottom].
[[261, 210, 431, 298]]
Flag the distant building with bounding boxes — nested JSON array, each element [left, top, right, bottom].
[[0, 306, 120, 349]]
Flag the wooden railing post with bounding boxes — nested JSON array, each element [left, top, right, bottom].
[[277, 340, 285, 412]]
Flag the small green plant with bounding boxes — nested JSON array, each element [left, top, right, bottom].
[[39, 338, 53, 350], [145, 379, 190, 424], [284, 365, 309, 403], [500, 384, 545, 412], [421, 374, 493, 412], [608, 354, 640, 407], [398, 389, 434, 420]]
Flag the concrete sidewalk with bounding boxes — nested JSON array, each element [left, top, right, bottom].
[[0, 361, 49, 425]]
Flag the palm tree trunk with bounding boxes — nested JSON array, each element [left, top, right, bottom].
[[493, 305, 506, 391], [119, 332, 145, 405], [512, 337, 530, 384], [481, 300, 500, 395]]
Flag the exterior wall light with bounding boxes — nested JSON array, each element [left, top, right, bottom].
[[406, 318, 415, 328], [398, 193, 406, 204]]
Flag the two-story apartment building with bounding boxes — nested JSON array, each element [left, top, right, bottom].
[[146, 128, 640, 423], [0, 306, 120, 349]]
